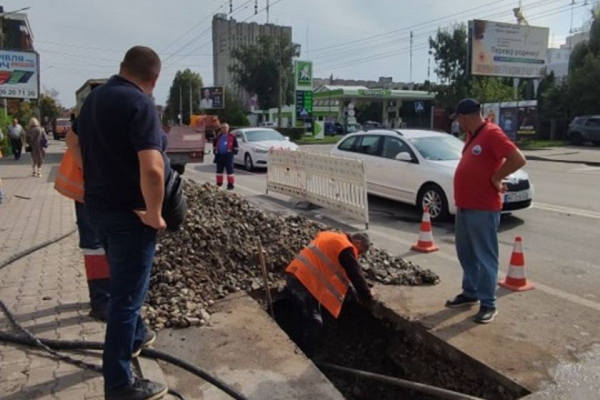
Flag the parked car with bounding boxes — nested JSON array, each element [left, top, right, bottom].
[[232, 128, 299, 170], [362, 121, 383, 130], [330, 129, 533, 222], [259, 121, 277, 127], [568, 116, 600, 146]]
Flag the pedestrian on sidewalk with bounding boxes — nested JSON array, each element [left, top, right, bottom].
[[285, 231, 375, 355], [26, 118, 47, 177], [54, 146, 111, 321], [213, 122, 238, 190], [8, 119, 24, 160], [67, 45, 169, 400], [446, 98, 526, 324], [451, 119, 461, 137]]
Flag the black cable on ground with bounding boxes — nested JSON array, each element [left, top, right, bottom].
[[316, 362, 485, 400], [0, 226, 250, 400]]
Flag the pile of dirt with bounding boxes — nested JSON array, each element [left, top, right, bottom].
[[143, 181, 439, 330]]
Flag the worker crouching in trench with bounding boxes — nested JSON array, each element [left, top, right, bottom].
[[213, 123, 238, 190], [285, 231, 375, 356]]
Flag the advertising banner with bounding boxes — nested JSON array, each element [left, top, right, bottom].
[[518, 105, 537, 136], [0, 50, 39, 99], [482, 103, 500, 125], [469, 20, 549, 78], [200, 86, 224, 110], [499, 106, 518, 141]]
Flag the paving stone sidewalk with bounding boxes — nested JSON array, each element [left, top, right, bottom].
[[0, 141, 106, 399]]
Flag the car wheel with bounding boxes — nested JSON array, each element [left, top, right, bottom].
[[417, 184, 450, 222], [570, 132, 584, 145], [244, 153, 254, 171], [172, 164, 185, 175]]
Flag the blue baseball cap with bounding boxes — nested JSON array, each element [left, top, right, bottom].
[[450, 98, 481, 119]]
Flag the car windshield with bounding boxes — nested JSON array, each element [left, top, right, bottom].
[[245, 129, 284, 142], [409, 136, 464, 161]]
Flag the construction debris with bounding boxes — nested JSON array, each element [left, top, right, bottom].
[[144, 181, 440, 331]]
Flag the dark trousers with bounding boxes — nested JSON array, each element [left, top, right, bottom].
[[215, 153, 235, 188], [286, 275, 323, 356], [9, 138, 22, 160], [89, 209, 156, 391], [75, 202, 110, 313]]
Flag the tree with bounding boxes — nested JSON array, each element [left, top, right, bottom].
[[229, 34, 300, 116], [165, 69, 203, 125], [470, 77, 516, 104], [15, 101, 37, 127], [569, 42, 590, 75], [567, 53, 600, 116], [429, 24, 470, 108], [213, 88, 250, 127], [39, 92, 61, 125]]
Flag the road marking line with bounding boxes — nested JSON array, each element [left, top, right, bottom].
[[188, 173, 600, 313], [569, 166, 600, 173], [366, 226, 600, 313], [533, 203, 600, 220]]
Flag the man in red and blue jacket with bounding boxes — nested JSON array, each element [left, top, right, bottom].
[[213, 123, 238, 190]]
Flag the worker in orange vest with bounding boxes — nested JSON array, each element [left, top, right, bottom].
[[285, 231, 375, 355], [55, 141, 110, 321]]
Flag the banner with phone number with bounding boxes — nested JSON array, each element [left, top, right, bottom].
[[0, 50, 39, 100]]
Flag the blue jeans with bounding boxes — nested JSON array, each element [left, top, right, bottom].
[[455, 208, 501, 308], [75, 202, 110, 312], [89, 209, 157, 391]]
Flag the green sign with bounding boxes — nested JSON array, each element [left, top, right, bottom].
[[296, 90, 313, 119], [296, 60, 313, 90], [357, 89, 392, 97]]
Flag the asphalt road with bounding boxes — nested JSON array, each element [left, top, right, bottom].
[[187, 151, 600, 306]]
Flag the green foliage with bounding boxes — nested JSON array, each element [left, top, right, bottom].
[[39, 94, 61, 124], [569, 42, 590, 75], [229, 34, 300, 110], [0, 109, 14, 156], [567, 53, 600, 116], [357, 102, 383, 124], [429, 24, 471, 108], [15, 101, 37, 128], [470, 77, 516, 104], [212, 88, 249, 127], [165, 69, 203, 125]]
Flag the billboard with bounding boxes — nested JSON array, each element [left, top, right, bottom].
[[296, 90, 313, 119], [469, 20, 549, 78], [518, 105, 537, 136], [200, 86, 224, 110], [0, 50, 39, 99]]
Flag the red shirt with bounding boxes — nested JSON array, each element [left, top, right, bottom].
[[454, 122, 517, 211]]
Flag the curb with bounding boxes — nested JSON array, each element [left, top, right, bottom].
[[525, 155, 600, 167]]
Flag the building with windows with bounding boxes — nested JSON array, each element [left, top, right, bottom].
[[546, 30, 590, 80], [212, 13, 292, 105], [0, 6, 34, 51]]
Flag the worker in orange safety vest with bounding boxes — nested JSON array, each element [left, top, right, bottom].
[[55, 138, 110, 321], [285, 231, 375, 355]]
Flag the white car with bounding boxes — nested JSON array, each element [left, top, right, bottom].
[[330, 129, 533, 222], [232, 128, 299, 170]]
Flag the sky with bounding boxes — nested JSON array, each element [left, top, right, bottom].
[[4, 0, 594, 108]]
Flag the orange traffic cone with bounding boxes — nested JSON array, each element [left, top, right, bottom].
[[499, 236, 534, 291], [411, 206, 439, 253]]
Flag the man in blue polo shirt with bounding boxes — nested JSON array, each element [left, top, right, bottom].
[[67, 46, 169, 400]]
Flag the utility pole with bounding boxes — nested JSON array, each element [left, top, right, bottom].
[[266, 0, 270, 23], [409, 31, 414, 82], [179, 86, 183, 125], [277, 28, 283, 128], [189, 81, 192, 121]]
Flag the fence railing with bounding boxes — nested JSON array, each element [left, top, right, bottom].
[[267, 150, 369, 229]]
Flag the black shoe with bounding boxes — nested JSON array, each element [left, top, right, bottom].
[[445, 294, 479, 308], [132, 330, 157, 358], [88, 308, 108, 322], [227, 184, 234, 190], [105, 378, 167, 400], [474, 307, 498, 324]]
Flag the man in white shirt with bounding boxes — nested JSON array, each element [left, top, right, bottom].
[[451, 120, 461, 138], [8, 119, 24, 160]]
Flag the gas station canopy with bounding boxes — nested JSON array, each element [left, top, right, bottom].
[[313, 85, 435, 102]]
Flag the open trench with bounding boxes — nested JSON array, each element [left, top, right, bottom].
[[267, 293, 531, 400]]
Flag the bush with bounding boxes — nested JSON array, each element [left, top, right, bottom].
[[277, 128, 304, 141]]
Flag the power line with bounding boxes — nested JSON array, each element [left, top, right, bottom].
[[314, 3, 580, 76]]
